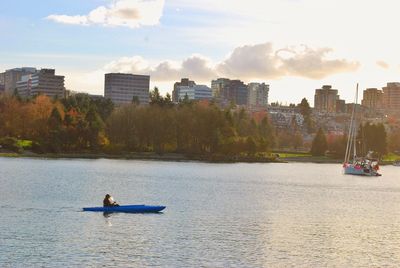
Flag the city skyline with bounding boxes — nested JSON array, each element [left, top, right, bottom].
[[1, 0, 400, 104]]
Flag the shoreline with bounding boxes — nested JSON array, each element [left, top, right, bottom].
[[0, 152, 396, 165], [0, 151, 284, 164]]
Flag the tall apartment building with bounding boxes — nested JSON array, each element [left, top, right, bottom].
[[211, 78, 248, 106], [314, 85, 340, 113], [104, 73, 150, 105], [361, 88, 383, 112], [172, 78, 196, 102], [382, 82, 400, 114], [336, 99, 346, 113], [0, 67, 37, 93], [16, 69, 65, 98], [248, 82, 269, 109]]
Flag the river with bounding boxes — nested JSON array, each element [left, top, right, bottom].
[[1, 157, 399, 267]]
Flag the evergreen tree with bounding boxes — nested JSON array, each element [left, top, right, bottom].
[[132, 96, 140, 105], [298, 98, 314, 133], [310, 128, 328, 156]]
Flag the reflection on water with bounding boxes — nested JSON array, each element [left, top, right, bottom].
[[103, 212, 113, 218], [0, 157, 400, 267], [103, 213, 113, 227]]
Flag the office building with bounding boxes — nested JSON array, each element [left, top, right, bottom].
[[314, 85, 340, 113], [16, 69, 65, 98], [211, 78, 248, 106], [382, 82, 400, 114], [104, 73, 150, 105], [248, 82, 269, 109], [0, 67, 37, 93], [177, 84, 212, 101], [172, 78, 196, 102], [211, 78, 230, 101]]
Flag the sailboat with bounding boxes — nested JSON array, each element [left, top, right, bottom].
[[343, 84, 381, 176]]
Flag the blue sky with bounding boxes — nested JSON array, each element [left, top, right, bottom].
[[1, 0, 400, 104]]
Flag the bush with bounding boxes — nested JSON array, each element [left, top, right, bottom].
[[0, 137, 23, 153], [30, 142, 46, 154], [102, 144, 125, 155]]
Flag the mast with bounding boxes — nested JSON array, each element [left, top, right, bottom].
[[344, 83, 358, 163], [353, 83, 358, 161]]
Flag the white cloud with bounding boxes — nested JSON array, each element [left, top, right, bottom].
[[376, 60, 390, 70], [46, 0, 165, 28], [97, 42, 359, 82]]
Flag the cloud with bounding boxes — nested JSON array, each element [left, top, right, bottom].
[[97, 42, 360, 82], [276, 46, 360, 79], [46, 0, 165, 28], [376, 60, 390, 69], [101, 54, 215, 81]]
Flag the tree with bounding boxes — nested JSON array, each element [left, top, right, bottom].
[[357, 122, 387, 156], [132, 96, 140, 105], [47, 107, 63, 152], [310, 128, 327, 156], [388, 129, 400, 153], [298, 98, 311, 117], [85, 107, 105, 149], [327, 134, 347, 159], [246, 136, 257, 155], [292, 131, 304, 150], [298, 98, 314, 133], [48, 107, 62, 130], [150, 87, 162, 105]]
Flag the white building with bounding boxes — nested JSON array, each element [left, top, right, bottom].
[[16, 69, 65, 98], [1, 67, 37, 93], [248, 82, 269, 110]]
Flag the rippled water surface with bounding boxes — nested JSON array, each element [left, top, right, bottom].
[[1, 157, 400, 267]]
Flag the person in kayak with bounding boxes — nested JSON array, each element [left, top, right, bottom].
[[103, 194, 119, 207]]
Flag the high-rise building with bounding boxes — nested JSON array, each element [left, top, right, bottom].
[[16, 69, 65, 98], [172, 78, 196, 102], [382, 82, 400, 114], [248, 82, 269, 109], [0, 67, 37, 93], [104, 73, 150, 105], [211, 78, 230, 101], [177, 84, 212, 101], [361, 88, 383, 112], [314, 85, 340, 113], [336, 99, 346, 113], [211, 78, 248, 106]]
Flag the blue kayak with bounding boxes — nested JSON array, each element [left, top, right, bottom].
[[83, 205, 166, 213]]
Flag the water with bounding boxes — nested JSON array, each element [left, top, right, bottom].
[[0, 157, 399, 267]]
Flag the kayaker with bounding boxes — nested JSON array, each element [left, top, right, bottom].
[[103, 194, 119, 207]]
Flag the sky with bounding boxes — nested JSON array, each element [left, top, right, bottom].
[[1, 0, 400, 105]]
